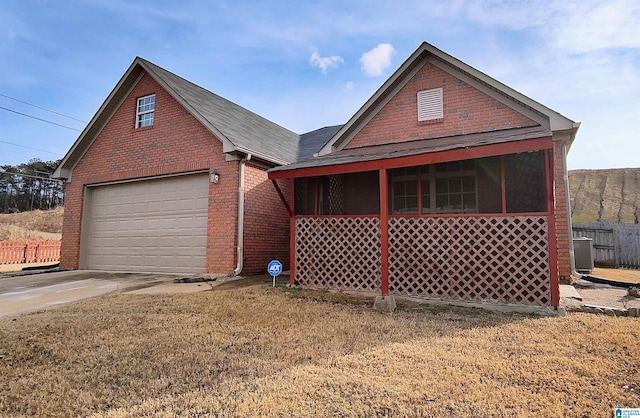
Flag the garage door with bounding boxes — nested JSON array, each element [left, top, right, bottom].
[[82, 174, 209, 273]]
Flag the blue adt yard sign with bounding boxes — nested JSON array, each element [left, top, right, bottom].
[[268, 260, 283, 287]]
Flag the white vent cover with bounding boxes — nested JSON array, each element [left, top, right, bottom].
[[417, 88, 443, 121]]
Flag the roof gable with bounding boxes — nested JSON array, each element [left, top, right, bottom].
[[139, 59, 299, 164], [54, 57, 299, 179], [318, 42, 579, 156], [344, 60, 540, 150]]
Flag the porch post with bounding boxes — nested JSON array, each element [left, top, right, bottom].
[[545, 150, 560, 308], [379, 168, 389, 296], [289, 178, 296, 286], [374, 168, 395, 312]]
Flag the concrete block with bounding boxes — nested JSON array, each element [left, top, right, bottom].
[[374, 295, 397, 313], [628, 307, 640, 317]]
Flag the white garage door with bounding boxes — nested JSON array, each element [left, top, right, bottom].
[[83, 174, 209, 273]]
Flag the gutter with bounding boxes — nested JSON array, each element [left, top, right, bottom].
[[562, 139, 583, 280], [234, 153, 251, 276]]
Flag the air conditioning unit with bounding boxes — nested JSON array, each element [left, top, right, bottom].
[[573, 237, 594, 274]]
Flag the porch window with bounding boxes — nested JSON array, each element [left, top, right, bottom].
[[391, 167, 418, 214], [432, 161, 476, 213], [391, 161, 477, 215]]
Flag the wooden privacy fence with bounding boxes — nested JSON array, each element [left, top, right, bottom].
[[0, 241, 61, 265], [572, 223, 640, 269]]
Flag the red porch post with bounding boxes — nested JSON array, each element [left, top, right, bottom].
[[289, 178, 296, 285], [546, 149, 560, 308], [379, 168, 389, 296]]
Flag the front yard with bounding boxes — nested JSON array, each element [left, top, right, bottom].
[[0, 284, 638, 417]]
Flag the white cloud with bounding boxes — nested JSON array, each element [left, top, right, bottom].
[[360, 43, 395, 77], [344, 81, 354, 91], [440, 0, 640, 54], [553, 0, 640, 53], [309, 51, 344, 74]]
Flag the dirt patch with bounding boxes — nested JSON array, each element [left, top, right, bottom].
[[569, 268, 640, 310], [209, 274, 289, 291]]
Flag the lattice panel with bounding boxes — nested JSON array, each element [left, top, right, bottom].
[[389, 216, 551, 306], [328, 175, 344, 215], [294, 178, 309, 215], [295, 217, 381, 291]]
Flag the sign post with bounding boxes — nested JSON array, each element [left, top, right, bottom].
[[268, 260, 283, 287]]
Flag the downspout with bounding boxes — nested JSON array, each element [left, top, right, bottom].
[[562, 140, 581, 279], [234, 153, 251, 276]]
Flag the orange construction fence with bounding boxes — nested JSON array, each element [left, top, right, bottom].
[[0, 241, 61, 265]]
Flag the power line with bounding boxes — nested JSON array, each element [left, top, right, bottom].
[[0, 93, 87, 123], [0, 171, 63, 182], [0, 140, 64, 156], [0, 148, 39, 158], [0, 106, 82, 132]]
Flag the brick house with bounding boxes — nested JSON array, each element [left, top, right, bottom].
[[54, 42, 579, 310], [53, 57, 297, 275], [268, 42, 580, 309]]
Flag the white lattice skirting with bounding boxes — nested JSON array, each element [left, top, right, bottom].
[[389, 216, 551, 306]]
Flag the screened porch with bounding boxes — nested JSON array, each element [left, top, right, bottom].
[[287, 149, 557, 307]]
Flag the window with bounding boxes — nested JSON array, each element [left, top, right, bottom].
[[136, 94, 155, 128], [434, 175, 476, 213], [417, 88, 443, 121], [391, 167, 418, 214], [432, 161, 476, 214], [390, 161, 477, 215]]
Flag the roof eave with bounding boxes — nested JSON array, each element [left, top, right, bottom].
[[53, 58, 147, 180], [232, 146, 291, 166]]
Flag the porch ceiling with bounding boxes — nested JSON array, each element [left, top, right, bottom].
[[269, 125, 552, 179]]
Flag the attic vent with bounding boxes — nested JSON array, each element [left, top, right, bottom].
[[417, 88, 443, 121]]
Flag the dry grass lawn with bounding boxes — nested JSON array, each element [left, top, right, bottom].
[[591, 267, 640, 284], [0, 208, 63, 241], [1, 285, 639, 417]]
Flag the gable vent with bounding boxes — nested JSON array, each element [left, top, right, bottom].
[[417, 88, 443, 121]]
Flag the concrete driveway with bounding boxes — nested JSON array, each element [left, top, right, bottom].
[[0, 270, 210, 318]]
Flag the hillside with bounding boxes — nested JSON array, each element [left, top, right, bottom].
[[0, 208, 63, 241], [569, 168, 640, 224]]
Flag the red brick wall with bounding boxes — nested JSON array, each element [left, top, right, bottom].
[[346, 62, 538, 149], [242, 164, 291, 274], [553, 140, 572, 283], [61, 72, 239, 274]]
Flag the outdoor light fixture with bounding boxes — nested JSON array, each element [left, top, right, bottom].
[[211, 170, 220, 184]]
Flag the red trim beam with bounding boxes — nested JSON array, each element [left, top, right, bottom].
[[269, 136, 552, 180]]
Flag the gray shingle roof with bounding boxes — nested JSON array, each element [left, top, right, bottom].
[[270, 126, 551, 176], [140, 58, 300, 165], [297, 125, 343, 160]]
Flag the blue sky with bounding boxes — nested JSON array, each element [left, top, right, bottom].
[[0, 0, 638, 170]]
